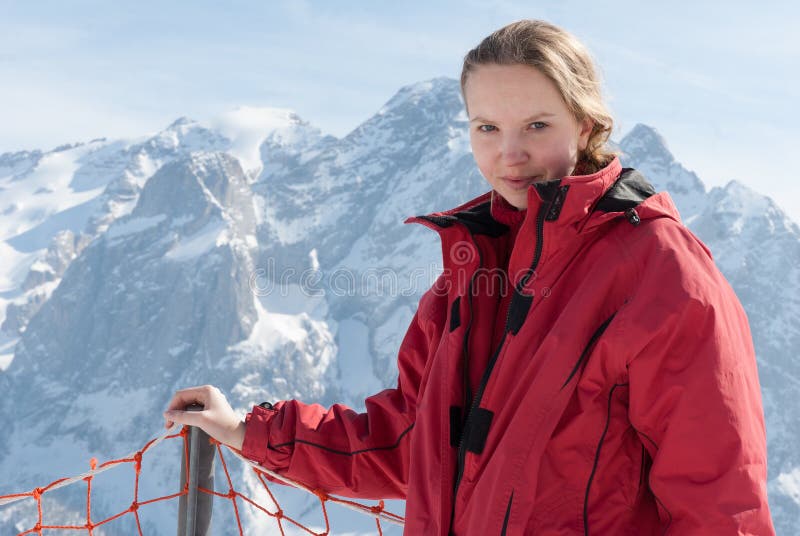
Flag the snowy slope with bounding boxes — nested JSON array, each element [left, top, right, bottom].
[[0, 82, 798, 534]]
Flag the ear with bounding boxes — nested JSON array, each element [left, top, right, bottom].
[[577, 117, 594, 152]]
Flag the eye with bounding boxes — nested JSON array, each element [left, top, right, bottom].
[[529, 122, 547, 130], [477, 124, 497, 133]]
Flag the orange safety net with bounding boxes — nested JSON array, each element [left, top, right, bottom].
[[0, 426, 405, 535]]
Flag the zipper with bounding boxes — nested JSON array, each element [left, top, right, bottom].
[[461, 228, 483, 412], [449, 197, 550, 530]]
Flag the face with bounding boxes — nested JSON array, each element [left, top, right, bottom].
[[464, 63, 594, 209]]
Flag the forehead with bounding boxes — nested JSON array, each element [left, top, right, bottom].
[[463, 63, 568, 117]]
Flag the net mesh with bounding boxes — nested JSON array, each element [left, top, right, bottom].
[[0, 426, 404, 535]]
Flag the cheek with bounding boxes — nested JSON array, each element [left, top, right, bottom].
[[540, 135, 577, 163], [470, 137, 494, 171]]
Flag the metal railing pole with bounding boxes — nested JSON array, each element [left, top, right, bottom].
[[177, 403, 216, 536]]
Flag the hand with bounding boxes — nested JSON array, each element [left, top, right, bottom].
[[163, 385, 246, 451]]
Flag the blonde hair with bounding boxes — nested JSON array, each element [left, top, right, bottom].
[[461, 19, 617, 173]]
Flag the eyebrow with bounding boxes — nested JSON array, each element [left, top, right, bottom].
[[469, 113, 556, 123]]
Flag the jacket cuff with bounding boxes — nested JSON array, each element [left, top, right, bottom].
[[241, 404, 278, 465]]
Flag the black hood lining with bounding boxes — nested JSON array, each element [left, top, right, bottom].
[[415, 200, 509, 237], [594, 168, 657, 213]]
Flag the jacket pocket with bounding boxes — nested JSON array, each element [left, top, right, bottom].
[[561, 311, 618, 390]]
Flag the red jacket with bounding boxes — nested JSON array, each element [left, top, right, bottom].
[[242, 156, 775, 535]]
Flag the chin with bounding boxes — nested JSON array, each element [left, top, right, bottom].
[[507, 197, 528, 210]]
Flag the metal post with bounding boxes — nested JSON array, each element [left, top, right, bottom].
[[177, 403, 216, 536]]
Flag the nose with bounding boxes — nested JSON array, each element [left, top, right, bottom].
[[499, 132, 529, 166]]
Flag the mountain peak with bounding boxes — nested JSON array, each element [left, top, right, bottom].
[[619, 123, 675, 166], [341, 77, 465, 145], [378, 77, 462, 116], [166, 116, 195, 130], [210, 106, 323, 174], [212, 106, 305, 132], [719, 179, 772, 216]]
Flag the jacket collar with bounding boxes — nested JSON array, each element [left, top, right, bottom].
[[404, 155, 682, 292], [405, 156, 665, 235], [541, 156, 624, 229]]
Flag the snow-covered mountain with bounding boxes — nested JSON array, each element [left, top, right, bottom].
[[0, 78, 798, 534]]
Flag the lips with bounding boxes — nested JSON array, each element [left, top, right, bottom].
[[501, 176, 540, 190]]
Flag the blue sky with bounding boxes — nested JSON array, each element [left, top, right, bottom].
[[1, 0, 798, 221]]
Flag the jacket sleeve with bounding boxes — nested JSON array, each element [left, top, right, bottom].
[[623, 223, 775, 534], [240, 280, 447, 499]]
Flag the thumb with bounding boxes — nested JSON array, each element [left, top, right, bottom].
[[164, 409, 204, 428]]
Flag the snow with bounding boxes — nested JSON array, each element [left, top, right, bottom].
[[167, 342, 191, 357], [6, 195, 103, 252], [0, 240, 41, 370], [378, 79, 436, 114], [335, 317, 384, 402], [0, 332, 17, 371], [446, 124, 470, 153], [0, 436, 88, 503], [28, 259, 54, 274], [252, 194, 265, 225], [263, 202, 308, 244], [131, 151, 159, 188], [163, 219, 228, 262], [105, 214, 166, 241], [60, 387, 153, 437], [209, 106, 300, 177], [253, 281, 328, 318], [0, 242, 40, 292], [777, 467, 800, 505], [0, 150, 42, 180], [309, 248, 320, 272], [251, 297, 311, 347], [724, 180, 770, 214], [374, 306, 414, 351], [0, 146, 106, 244], [227, 286, 331, 373]]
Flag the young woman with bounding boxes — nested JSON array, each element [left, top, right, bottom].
[[164, 20, 775, 534]]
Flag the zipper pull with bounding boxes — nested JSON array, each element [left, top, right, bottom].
[[624, 207, 641, 226]]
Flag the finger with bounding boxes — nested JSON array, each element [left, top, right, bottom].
[[163, 414, 184, 429], [163, 409, 204, 428], [166, 393, 194, 413], [166, 387, 209, 412], [164, 385, 219, 429]]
